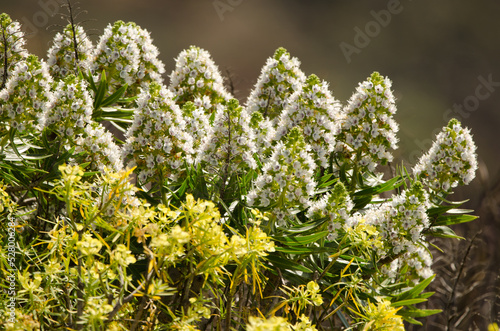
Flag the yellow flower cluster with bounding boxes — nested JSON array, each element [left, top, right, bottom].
[[111, 244, 136, 267], [278, 281, 324, 318], [363, 298, 404, 331], [292, 315, 319, 331], [76, 233, 103, 256], [247, 316, 291, 331], [147, 194, 277, 297], [150, 225, 190, 263], [4, 310, 40, 331], [84, 297, 113, 324], [345, 219, 383, 253], [246, 314, 319, 331], [0, 181, 15, 213]]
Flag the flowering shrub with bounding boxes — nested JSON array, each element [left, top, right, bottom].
[[0, 8, 481, 331]]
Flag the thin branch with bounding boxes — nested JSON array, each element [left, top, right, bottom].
[[107, 264, 155, 321], [66, 0, 80, 66], [445, 231, 480, 331], [1, 23, 9, 89]]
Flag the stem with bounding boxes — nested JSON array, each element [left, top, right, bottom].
[[65, 283, 74, 328], [107, 261, 155, 321], [445, 232, 479, 331], [225, 290, 233, 331], [66, 0, 80, 73], [218, 107, 232, 207], [225, 69, 235, 96], [75, 234, 85, 330], [130, 293, 148, 331], [179, 268, 195, 312], [159, 169, 168, 206], [351, 150, 361, 190], [1, 24, 8, 89]]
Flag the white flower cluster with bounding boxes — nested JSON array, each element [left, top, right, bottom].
[[336, 72, 399, 172], [74, 122, 124, 172], [275, 74, 342, 168], [248, 111, 276, 158], [181, 101, 211, 151], [245, 47, 306, 124], [123, 83, 194, 183], [381, 244, 434, 284], [197, 99, 257, 173], [413, 118, 477, 193], [46, 24, 94, 80], [0, 14, 28, 87], [307, 182, 353, 241], [44, 74, 93, 139], [169, 45, 232, 113], [93, 20, 165, 96], [246, 127, 316, 225], [0, 55, 53, 133], [366, 182, 431, 256]]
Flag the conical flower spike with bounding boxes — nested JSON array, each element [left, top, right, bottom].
[[169, 45, 232, 114], [276, 74, 342, 168], [413, 118, 477, 193], [47, 24, 94, 80], [336, 72, 399, 173], [246, 47, 306, 124]]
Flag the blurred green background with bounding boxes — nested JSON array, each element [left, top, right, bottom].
[[2, 0, 499, 328]]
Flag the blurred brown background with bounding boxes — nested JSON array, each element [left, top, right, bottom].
[[2, 0, 499, 329]]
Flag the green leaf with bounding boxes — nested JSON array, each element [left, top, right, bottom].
[[427, 204, 458, 217], [22, 153, 54, 161], [445, 208, 474, 214], [282, 218, 328, 234], [274, 245, 332, 255], [94, 216, 121, 233], [353, 195, 372, 210], [274, 231, 328, 246], [399, 307, 442, 318], [176, 180, 189, 199], [100, 107, 135, 119], [104, 119, 130, 134], [393, 275, 435, 302], [136, 190, 159, 206], [83, 69, 98, 92], [93, 70, 108, 111], [418, 291, 435, 300], [7, 128, 26, 163], [427, 225, 464, 239], [266, 254, 313, 273], [400, 315, 422, 325], [428, 241, 444, 253], [353, 176, 403, 197], [101, 84, 128, 107], [317, 173, 337, 189], [391, 298, 428, 307], [433, 214, 478, 226]]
